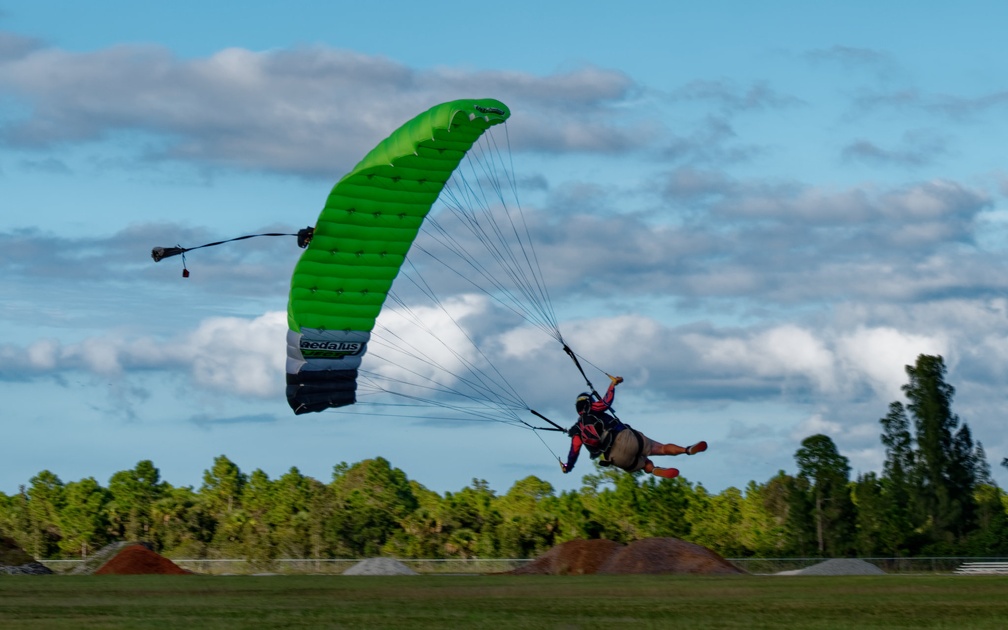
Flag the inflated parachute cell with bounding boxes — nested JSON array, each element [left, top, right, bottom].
[[286, 99, 511, 414]]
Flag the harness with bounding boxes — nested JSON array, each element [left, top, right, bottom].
[[571, 414, 645, 470], [571, 411, 636, 461]]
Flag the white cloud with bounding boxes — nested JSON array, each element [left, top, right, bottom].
[[26, 338, 59, 370], [684, 324, 836, 392], [835, 326, 947, 400], [184, 312, 288, 396], [368, 294, 490, 395], [0, 311, 289, 396], [0, 43, 642, 173]]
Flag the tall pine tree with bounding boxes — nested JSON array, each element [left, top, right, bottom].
[[902, 354, 977, 546], [878, 401, 916, 553]]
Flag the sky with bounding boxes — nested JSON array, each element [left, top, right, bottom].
[[2, 1, 1007, 497]]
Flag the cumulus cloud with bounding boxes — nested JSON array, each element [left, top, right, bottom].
[[1, 311, 289, 397], [834, 326, 948, 399], [367, 294, 495, 398], [0, 42, 643, 174]]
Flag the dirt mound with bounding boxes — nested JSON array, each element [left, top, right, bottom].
[[94, 544, 189, 575], [600, 537, 744, 575], [510, 537, 744, 576], [511, 539, 624, 575]]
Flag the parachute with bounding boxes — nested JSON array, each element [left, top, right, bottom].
[[153, 97, 607, 438], [285, 99, 513, 415]]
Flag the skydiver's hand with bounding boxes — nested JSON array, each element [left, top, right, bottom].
[[610, 374, 624, 386], [560, 460, 569, 474]]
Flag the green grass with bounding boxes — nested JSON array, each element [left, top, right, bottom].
[[2, 574, 1008, 629]]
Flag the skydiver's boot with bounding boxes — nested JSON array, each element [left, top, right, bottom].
[[685, 441, 708, 456], [651, 467, 679, 479]]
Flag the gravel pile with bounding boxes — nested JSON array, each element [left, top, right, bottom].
[[68, 542, 142, 575], [342, 557, 418, 576], [1, 561, 53, 575], [0, 535, 53, 575], [777, 559, 886, 576]]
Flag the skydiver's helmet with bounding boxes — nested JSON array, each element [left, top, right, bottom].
[[575, 392, 593, 415]]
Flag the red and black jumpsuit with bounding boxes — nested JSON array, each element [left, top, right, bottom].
[[562, 381, 626, 473]]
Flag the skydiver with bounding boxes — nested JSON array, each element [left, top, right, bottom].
[[560, 375, 707, 479]]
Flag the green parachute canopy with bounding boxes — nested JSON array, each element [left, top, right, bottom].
[[286, 99, 511, 414]]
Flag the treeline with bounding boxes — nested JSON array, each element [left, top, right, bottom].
[[3, 355, 1007, 561]]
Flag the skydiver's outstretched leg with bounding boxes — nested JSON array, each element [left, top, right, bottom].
[[643, 460, 679, 479], [649, 440, 707, 457]]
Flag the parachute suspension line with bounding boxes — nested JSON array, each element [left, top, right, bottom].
[[437, 182, 544, 329], [387, 270, 528, 409], [530, 425, 563, 463], [373, 285, 527, 411], [353, 349, 533, 429], [432, 130, 561, 342], [373, 245, 532, 412], [355, 360, 526, 426], [409, 231, 556, 342], [444, 131, 542, 314], [467, 133, 558, 335], [409, 225, 542, 332], [354, 373, 529, 427], [488, 125, 560, 336]]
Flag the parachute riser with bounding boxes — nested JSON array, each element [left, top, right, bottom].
[[528, 409, 567, 432], [562, 343, 621, 422]]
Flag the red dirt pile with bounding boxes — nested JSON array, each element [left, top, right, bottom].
[[510, 537, 745, 576], [94, 544, 189, 575]]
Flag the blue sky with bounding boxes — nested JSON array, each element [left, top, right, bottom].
[[2, 1, 1008, 496]]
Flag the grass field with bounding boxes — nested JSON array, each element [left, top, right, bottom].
[[2, 573, 1008, 629]]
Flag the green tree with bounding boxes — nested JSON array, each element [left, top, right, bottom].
[[495, 476, 558, 558], [27, 470, 65, 558], [686, 485, 746, 556], [903, 354, 977, 545], [851, 472, 888, 556], [153, 485, 212, 558], [237, 469, 278, 561], [200, 455, 247, 520], [577, 467, 646, 542], [266, 466, 315, 557], [794, 434, 854, 556], [878, 401, 917, 552], [736, 479, 788, 556], [106, 460, 168, 545], [395, 481, 450, 558], [636, 476, 694, 540], [751, 471, 800, 556], [436, 479, 501, 558], [965, 484, 1008, 555], [59, 477, 109, 558], [329, 458, 417, 557]]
